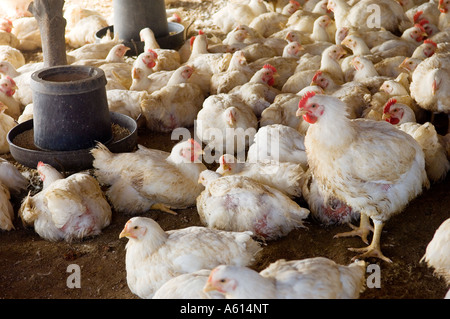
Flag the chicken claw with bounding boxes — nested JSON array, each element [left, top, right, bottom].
[[334, 213, 373, 244], [150, 203, 177, 215]]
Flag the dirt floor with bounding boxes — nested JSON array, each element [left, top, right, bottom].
[[0, 0, 449, 300]]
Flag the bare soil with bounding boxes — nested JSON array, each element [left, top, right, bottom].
[[0, 0, 449, 300]]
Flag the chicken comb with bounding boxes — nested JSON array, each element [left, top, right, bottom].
[[290, 0, 301, 8], [298, 91, 316, 109], [198, 30, 204, 35], [413, 10, 423, 23], [383, 98, 397, 114], [424, 39, 437, 47], [414, 23, 426, 33], [312, 70, 323, 82], [419, 19, 430, 26], [172, 13, 182, 23], [263, 64, 277, 73], [147, 49, 158, 59], [37, 161, 45, 168], [190, 36, 196, 47]]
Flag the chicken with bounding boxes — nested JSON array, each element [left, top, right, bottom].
[[439, 0, 450, 30], [228, 64, 280, 117], [139, 27, 181, 71], [310, 70, 372, 119], [196, 170, 309, 240], [153, 269, 224, 299], [383, 99, 450, 183], [248, 1, 301, 37], [66, 40, 121, 63], [0, 19, 19, 48], [11, 17, 42, 51], [204, 257, 366, 299], [421, 218, 450, 298], [65, 14, 109, 48], [0, 45, 25, 69], [410, 52, 450, 132], [216, 153, 306, 198], [212, 0, 269, 33], [412, 39, 438, 60], [246, 124, 308, 168], [327, 0, 412, 33], [106, 89, 148, 120], [63, 5, 106, 32], [18, 162, 112, 242], [17, 102, 32, 123], [0, 75, 21, 119], [350, 56, 391, 93], [0, 182, 14, 231], [119, 216, 262, 298], [71, 44, 130, 68], [140, 65, 205, 133], [0, 157, 28, 194], [0, 60, 42, 107], [210, 50, 253, 95], [370, 24, 428, 59], [196, 93, 258, 157], [0, 101, 16, 153], [91, 139, 206, 215], [248, 42, 303, 90], [296, 91, 429, 262]]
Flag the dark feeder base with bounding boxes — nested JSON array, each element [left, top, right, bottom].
[[95, 22, 185, 56], [7, 112, 137, 172]]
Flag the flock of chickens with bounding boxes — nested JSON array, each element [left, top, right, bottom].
[[0, 0, 449, 299]]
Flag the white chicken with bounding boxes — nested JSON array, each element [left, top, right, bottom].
[[139, 27, 181, 72], [0, 19, 19, 47], [246, 124, 308, 168], [11, 17, 42, 51], [228, 64, 280, 117], [0, 182, 14, 231], [119, 216, 262, 299], [421, 218, 450, 298], [212, 0, 269, 33], [65, 14, 109, 48], [327, 0, 412, 33], [0, 45, 25, 69], [0, 101, 16, 153], [153, 269, 224, 299], [196, 170, 309, 240], [91, 139, 206, 215], [106, 89, 148, 120], [0, 157, 28, 194], [216, 153, 305, 198], [0, 75, 21, 119], [410, 52, 450, 132], [140, 65, 205, 133], [18, 162, 112, 242], [71, 43, 130, 68], [66, 40, 121, 63], [210, 50, 253, 95], [296, 91, 429, 262], [196, 93, 258, 157], [204, 257, 367, 299]]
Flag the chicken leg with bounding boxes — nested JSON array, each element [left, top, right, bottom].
[[334, 212, 373, 244], [348, 219, 393, 263], [150, 203, 177, 215]]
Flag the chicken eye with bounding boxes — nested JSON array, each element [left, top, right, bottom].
[[311, 104, 317, 108], [220, 279, 226, 283], [133, 226, 139, 229]]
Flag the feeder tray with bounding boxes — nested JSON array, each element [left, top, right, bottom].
[[7, 112, 137, 172], [95, 22, 185, 56]]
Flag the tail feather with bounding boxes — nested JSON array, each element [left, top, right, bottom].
[[18, 191, 37, 225]]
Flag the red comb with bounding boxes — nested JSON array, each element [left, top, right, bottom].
[[190, 36, 196, 46], [424, 39, 437, 47], [37, 161, 44, 168], [383, 98, 397, 114], [298, 91, 316, 109], [414, 23, 426, 33], [290, 0, 301, 7], [419, 19, 429, 26], [413, 10, 423, 23], [312, 70, 323, 82], [263, 64, 277, 73], [198, 30, 204, 35], [173, 13, 182, 22], [147, 49, 158, 59]]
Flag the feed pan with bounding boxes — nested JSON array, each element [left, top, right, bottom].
[[7, 112, 137, 172]]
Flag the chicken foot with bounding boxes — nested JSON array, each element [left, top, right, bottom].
[[348, 220, 393, 263], [150, 203, 177, 215], [334, 212, 373, 244]]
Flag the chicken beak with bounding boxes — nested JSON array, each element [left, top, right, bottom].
[[203, 281, 216, 293], [119, 228, 131, 239]]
